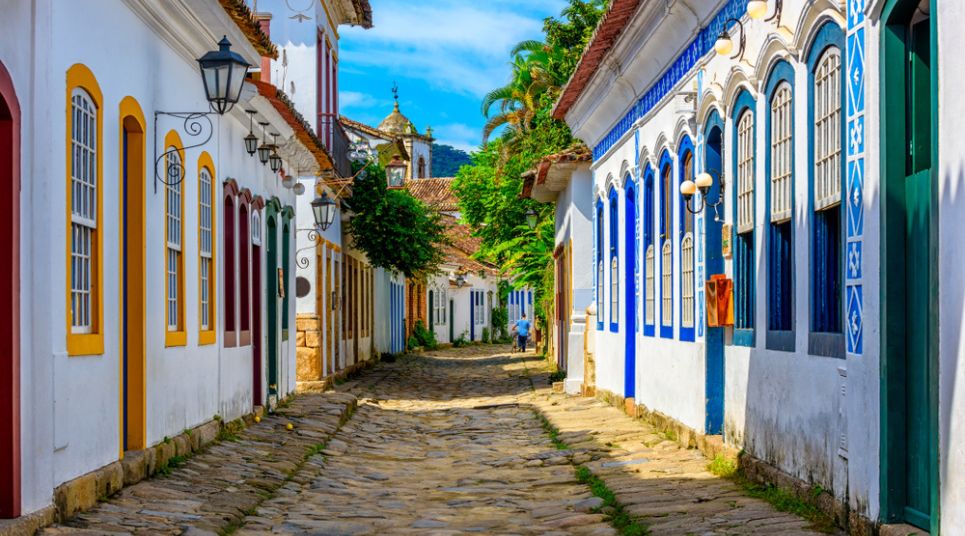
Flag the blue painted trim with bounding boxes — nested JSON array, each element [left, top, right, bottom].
[[677, 135, 695, 342], [593, 0, 748, 159], [642, 165, 655, 337], [470, 290, 476, 341], [658, 150, 674, 339], [731, 89, 756, 339], [596, 199, 604, 331], [763, 60, 795, 351], [734, 328, 755, 347], [608, 186, 620, 333], [702, 112, 726, 435], [806, 21, 847, 359]]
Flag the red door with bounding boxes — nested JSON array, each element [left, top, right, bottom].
[[0, 59, 21, 518]]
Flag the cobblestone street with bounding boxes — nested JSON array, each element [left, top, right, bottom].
[[48, 345, 826, 535]]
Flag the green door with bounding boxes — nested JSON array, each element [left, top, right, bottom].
[[266, 213, 279, 402], [881, 0, 936, 530]]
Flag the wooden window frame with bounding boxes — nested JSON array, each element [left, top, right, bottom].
[[163, 131, 186, 347], [198, 154, 216, 345]]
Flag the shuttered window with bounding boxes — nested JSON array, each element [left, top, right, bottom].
[[814, 48, 842, 211], [770, 83, 793, 223], [737, 110, 755, 234], [70, 89, 97, 334]]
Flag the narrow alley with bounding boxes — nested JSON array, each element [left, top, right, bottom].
[[46, 346, 825, 535]]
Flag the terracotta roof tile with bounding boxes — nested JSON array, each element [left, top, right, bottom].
[[553, 0, 641, 120], [218, 0, 279, 59], [249, 80, 333, 171], [405, 177, 459, 212]]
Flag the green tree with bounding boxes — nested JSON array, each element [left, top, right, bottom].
[[347, 163, 447, 278]]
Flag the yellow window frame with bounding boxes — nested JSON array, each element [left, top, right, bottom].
[[65, 64, 105, 356], [198, 151, 217, 345], [164, 130, 187, 347]]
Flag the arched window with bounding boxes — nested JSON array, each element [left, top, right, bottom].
[[164, 134, 186, 347], [66, 64, 104, 356], [595, 199, 604, 331], [733, 90, 756, 344], [643, 166, 655, 335], [223, 194, 236, 346], [659, 154, 673, 336], [678, 144, 695, 340], [766, 62, 795, 348], [608, 187, 619, 332], [417, 156, 426, 179], [808, 22, 846, 357], [198, 157, 216, 345]]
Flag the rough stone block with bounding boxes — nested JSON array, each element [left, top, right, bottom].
[[305, 330, 321, 348], [173, 434, 190, 457], [121, 450, 149, 485], [195, 420, 220, 447], [295, 330, 306, 347], [296, 346, 322, 381], [94, 462, 123, 499], [296, 316, 319, 331], [155, 440, 176, 471], [54, 472, 97, 519]]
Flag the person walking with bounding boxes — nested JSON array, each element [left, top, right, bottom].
[[514, 313, 532, 353]]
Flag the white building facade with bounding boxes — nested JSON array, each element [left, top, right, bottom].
[[554, 0, 960, 532]]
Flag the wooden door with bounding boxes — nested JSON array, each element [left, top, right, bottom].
[[624, 185, 637, 399], [266, 215, 278, 401], [121, 109, 146, 451], [703, 116, 726, 435]]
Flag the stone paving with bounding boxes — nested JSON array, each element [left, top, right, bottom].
[[44, 344, 829, 535]]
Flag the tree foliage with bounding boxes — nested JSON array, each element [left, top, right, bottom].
[[347, 163, 447, 278], [431, 143, 472, 177], [453, 0, 605, 325]]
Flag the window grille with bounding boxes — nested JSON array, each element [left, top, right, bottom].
[[251, 211, 262, 246], [70, 89, 97, 333], [166, 148, 182, 331], [814, 48, 842, 211], [645, 245, 655, 324], [681, 233, 694, 328], [737, 110, 755, 234], [661, 240, 672, 327], [200, 168, 212, 330], [770, 83, 793, 223]]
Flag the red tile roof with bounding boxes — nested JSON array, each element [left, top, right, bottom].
[[552, 0, 641, 120], [521, 145, 591, 199], [249, 80, 333, 171], [405, 178, 459, 212], [218, 0, 279, 59]]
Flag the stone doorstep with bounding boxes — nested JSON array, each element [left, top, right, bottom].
[[879, 523, 929, 536], [295, 356, 380, 394], [591, 387, 887, 535]]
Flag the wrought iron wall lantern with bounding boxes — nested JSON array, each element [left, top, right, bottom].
[[268, 133, 283, 172], [747, 0, 782, 25], [680, 169, 726, 222], [244, 110, 259, 156], [257, 122, 272, 164], [714, 19, 747, 61], [524, 208, 538, 230], [294, 191, 338, 268], [154, 36, 250, 192]]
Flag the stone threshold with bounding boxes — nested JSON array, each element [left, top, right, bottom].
[[295, 355, 384, 393], [593, 388, 884, 535]]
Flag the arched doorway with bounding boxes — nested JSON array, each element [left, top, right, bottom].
[[265, 211, 279, 407], [703, 111, 725, 435], [0, 59, 21, 519], [623, 179, 637, 400]]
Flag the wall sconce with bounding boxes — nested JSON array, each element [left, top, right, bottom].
[[747, 0, 782, 25], [243, 110, 258, 156], [714, 19, 747, 61], [268, 134, 282, 172], [680, 169, 725, 222], [257, 122, 271, 164], [524, 208, 538, 230]]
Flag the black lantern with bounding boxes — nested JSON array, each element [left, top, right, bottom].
[[243, 110, 258, 156], [386, 154, 406, 188], [312, 192, 337, 231], [257, 122, 271, 164], [197, 36, 251, 115], [269, 151, 283, 173], [525, 208, 538, 230]]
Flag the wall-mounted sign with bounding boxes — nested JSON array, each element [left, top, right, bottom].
[[721, 223, 732, 259]]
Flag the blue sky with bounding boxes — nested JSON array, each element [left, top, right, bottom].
[[257, 0, 567, 153]]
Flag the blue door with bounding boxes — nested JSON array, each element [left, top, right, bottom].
[[704, 116, 725, 434], [624, 183, 637, 399]]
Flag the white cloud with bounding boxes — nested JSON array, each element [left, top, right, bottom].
[[340, 0, 561, 97]]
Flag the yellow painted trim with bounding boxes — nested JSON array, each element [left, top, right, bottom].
[[164, 130, 187, 347], [197, 151, 217, 346], [65, 64, 105, 357], [118, 96, 148, 454]]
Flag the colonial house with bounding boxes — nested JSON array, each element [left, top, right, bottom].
[[0, 0, 339, 524], [522, 145, 594, 393], [550, 0, 960, 532]]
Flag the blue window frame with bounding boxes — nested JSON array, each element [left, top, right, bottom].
[[608, 186, 619, 332], [677, 136, 696, 342], [642, 166, 655, 336], [764, 60, 795, 351], [658, 150, 674, 339], [807, 21, 846, 358], [595, 198, 604, 331], [732, 89, 757, 347]]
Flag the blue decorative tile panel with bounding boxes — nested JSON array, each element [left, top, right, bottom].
[[593, 0, 747, 160], [848, 116, 865, 157], [846, 0, 865, 356], [847, 29, 866, 116], [847, 285, 863, 354], [848, 241, 862, 280]]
